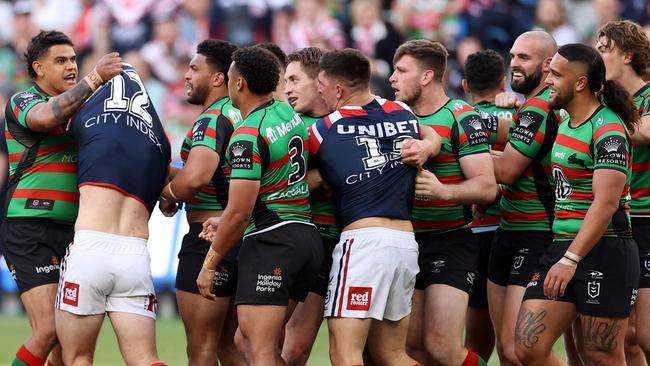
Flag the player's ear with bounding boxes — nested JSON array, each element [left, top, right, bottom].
[[461, 79, 470, 94], [623, 51, 634, 65], [542, 57, 552, 73], [500, 77, 507, 92], [421, 69, 434, 86], [213, 71, 225, 88], [32, 61, 43, 78], [575, 75, 588, 92]]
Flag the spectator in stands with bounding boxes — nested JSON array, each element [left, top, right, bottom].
[[177, 0, 214, 47], [287, 0, 345, 50], [533, 0, 579, 45], [141, 14, 193, 84], [391, 0, 464, 44]]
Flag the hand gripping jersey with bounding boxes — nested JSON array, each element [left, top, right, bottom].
[[551, 105, 632, 239], [630, 83, 650, 216], [67, 65, 171, 211], [472, 101, 516, 231], [412, 99, 490, 234], [500, 87, 561, 231], [228, 100, 312, 236], [300, 112, 340, 240], [4, 86, 78, 222], [308, 98, 419, 228], [180, 97, 238, 211]]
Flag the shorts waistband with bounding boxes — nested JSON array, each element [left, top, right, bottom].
[[340, 227, 415, 241], [73, 230, 149, 255]]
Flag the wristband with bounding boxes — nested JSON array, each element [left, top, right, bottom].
[[202, 247, 223, 271], [564, 250, 583, 263], [167, 182, 178, 200], [83, 68, 104, 92], [559, 257, 577, 268], [202, 266, 215, 272]]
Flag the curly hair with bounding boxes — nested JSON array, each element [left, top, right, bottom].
[[25, 30, 74, 80], [197, 39, 237, 82], [287, 47, 323, 79], [597, 20, 650, 78], [232, 47, 280, 95], [318, 48, 370, 89], [558, 43, 639, 130], [394, 39, 448, 82], [255, 43, 288, 69], [464, 49, 506, 93]]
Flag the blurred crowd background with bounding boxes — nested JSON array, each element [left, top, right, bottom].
[[0, 0, 646, 158]]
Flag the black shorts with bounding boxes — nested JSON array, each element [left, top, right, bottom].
[[236, 223, 323, 306], [175, 223, 239, 297], [0, 217, 73, 293], [311, 237, 338, 298], [523, 238, 639, 318], [631, 217, 650, 288], [415, 229, 478, 293], [488, 229, 551, 287], [468, 230, 495, 308]]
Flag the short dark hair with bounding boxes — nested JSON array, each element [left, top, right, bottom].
[[394, 39, 448, 82], [318, 48, 370, 89], [597, 20, 650, 78], [287, 47, 323, 79], [232, 47, 280, 95], [464, 49, 506, 93], [256, 43, 288, 69], [558, 43, 638, 130], [196, 39, 238, 82], [25, 30, 74, 79]]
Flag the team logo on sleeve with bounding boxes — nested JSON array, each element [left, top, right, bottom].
[[596, 135, 627, 167], [192, 118, 210, 142], [230, 140, 253, 170], [460, 115, 488, 146], [511, 111, 543, 145], [14, 92, 40, 111]]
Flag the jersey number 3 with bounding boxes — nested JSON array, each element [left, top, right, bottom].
[[288, 135, 306, 185]]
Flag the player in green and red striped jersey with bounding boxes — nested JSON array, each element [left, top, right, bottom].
[[196, 47, 322, 364], [0, 30, 122, 366], [517, 43, 640, 366], [390, 39, 497, 366], [486, 31, 561, 366], [157, 40, 244, 366], [460, 49, 516, 362], [281, 46, 336, 365], [596, 20, 650, 363]]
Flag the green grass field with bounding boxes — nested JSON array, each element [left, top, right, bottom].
[[0, 314, 567, 365]]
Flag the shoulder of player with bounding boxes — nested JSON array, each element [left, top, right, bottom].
[[591, 106, 628, 136]]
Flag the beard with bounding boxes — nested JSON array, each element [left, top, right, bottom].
[[395, 84, 422, 107], [548, 88, 573, 110], [186, 82, 210, 105], [511, 65, 544, 95]]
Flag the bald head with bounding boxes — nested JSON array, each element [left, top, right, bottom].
[[509, 31, 557, 96], [516, 31, 558, 59]]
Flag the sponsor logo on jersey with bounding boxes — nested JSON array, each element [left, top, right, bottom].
[[460, 115, 488, 146], [568, 153, 587, 168], [347, 287, 372, 311], [14, 92, 41, 111], [35, 263, 59, 274], [587, 270, 604, 280], [62, 281, 80, 307], [631, 288, 638, 306], [511, 111, 543, 145], [230, 141, 254, 170], [336, 120, 418, 138], [527, 272, 540, 288], [466, 272, 475, 286], [266, 114, 303, 143], [596, 135, 626, 167], [25, 198, 54, 211], [192, 118, 210, 142], [587, 281, 600, 301]]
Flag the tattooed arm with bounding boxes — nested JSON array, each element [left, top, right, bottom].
[[26, 52, 123, 132]]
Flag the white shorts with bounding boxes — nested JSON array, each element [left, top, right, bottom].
[[324, 227, 419, 321], [56, 230, 157, 319]]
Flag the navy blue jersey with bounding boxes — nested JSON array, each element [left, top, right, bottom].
[[67, 64, 171, 211], [308, 98, 420, 228]]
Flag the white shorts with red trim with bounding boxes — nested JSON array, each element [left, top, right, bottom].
[[324, 227, 419, 321], [56, 230, 157, 319]]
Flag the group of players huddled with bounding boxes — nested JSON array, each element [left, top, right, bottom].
[[2, 16, 650, 366]]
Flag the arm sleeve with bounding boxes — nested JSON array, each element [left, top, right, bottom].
[[228, 129, 263, 180], [456, 112, 490, 158], [593, 121, 630, 174], [508, 106, 548, 159], [9, 91, 47, 128]]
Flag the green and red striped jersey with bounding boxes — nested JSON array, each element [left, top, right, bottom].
[[412, 99, 489, 233], [551, 105, 632, 239], [180, 97, 237, 211], [472, 101, 516, 231], [500, 87, 560, 231], [228, 100, 312, 235], [3, 86, 78, 222], [630, 83, 650, 216], [300, 112, 339, 240]]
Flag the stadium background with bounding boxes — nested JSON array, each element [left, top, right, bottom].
[[0, 0, 647, 363]]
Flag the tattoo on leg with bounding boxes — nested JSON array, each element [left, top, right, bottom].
[[580, 316, 621, 353], [515, 309, 547, 349]]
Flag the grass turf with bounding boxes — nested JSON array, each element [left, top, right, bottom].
[[0, 314, 566, 365]]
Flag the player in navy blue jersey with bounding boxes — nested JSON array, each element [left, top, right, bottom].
[[309, 48, 440, 366], [55, 64, 170, 366]]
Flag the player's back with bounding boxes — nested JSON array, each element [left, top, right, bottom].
[[68, 64, 171, 236], [309, 98, 419, 229]]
